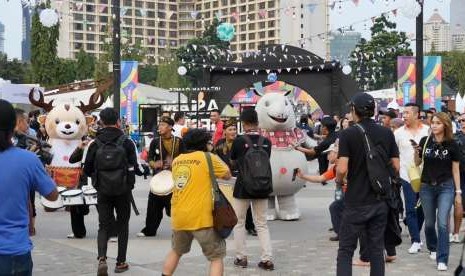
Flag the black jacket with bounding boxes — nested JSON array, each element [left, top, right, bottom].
[[83, 127, 138, 187]]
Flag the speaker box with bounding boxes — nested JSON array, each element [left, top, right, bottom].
[[141, 107, 158, 132]]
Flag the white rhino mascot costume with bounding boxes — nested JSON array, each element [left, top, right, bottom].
[[255, 91, 317, 220]]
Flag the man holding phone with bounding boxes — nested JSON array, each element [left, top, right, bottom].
[[394, 103, 430, 254]]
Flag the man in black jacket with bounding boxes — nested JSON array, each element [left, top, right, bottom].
[[137, 116, 185, 237], [83, 108, 138, 276]]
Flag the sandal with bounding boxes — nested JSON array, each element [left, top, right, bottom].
[[97, 258, 108, 276], [114, 262, 129, 273]]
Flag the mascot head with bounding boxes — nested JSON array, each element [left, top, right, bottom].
[[29, 79, 111, 140], [255, 90, 296, 131]]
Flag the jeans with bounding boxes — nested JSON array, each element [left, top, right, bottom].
[[329, 199, 344, 235], [420, 179, 455, 264], [401, 178, 424, 243], [233, 198, 272, 261], [337, 201, 388, 276], [0, 252, 32, 276], [97, 192, 131, 263]]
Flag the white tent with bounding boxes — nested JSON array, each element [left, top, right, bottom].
[[365, 88, 396, 100], [0, 82, 40, 104]]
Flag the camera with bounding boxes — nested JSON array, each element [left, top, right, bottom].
[[16, 133, 54, 165]]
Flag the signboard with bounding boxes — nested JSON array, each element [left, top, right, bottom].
[[120, 61, 139, 125]]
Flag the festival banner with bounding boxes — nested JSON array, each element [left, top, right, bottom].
[[120, 61, 139, 126], [396, 56, 442, 109]]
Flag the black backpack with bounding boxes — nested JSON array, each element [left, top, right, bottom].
[[239, 135, 273, 197], [355, 124, 393, 199], [93, 135, 130, 196]]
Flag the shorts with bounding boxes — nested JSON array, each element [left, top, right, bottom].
[[171, 228, 226, 261]]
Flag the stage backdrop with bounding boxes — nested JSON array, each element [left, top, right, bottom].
[[120, 61, 139, 126], [397, 56, 442, 110]]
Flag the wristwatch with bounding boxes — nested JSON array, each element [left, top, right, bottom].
[[456, 190, 462, 194]]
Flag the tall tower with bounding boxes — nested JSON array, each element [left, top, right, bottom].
[[0, 21, 5, 53], [21, 0, 31, 62]]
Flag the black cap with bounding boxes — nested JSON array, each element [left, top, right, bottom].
[[0, 99, 16, 132], [349, 93, 375, 112], [159, 116, 174, 127], [379, 109, 397, 119]]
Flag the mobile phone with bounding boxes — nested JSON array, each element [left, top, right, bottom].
[[410, 139, 418, 146], [292, 168, 299, 181]]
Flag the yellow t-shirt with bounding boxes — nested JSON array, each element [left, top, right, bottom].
[[171, 151, 230, 231]]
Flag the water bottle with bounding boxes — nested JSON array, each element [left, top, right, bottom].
[[335, 188, 343, 201]]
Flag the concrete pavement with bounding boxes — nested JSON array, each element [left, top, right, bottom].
[[30, 161, 464, 275]]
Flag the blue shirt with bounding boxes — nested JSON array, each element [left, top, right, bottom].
[[0, 147, 55, 255]]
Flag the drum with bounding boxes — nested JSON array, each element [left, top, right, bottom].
[[41, 196, 64, 210], [150, 170, 174, 196], [61, 189, 84, 206], [82, 186, 98, 205], [57, 186, 67, 194]]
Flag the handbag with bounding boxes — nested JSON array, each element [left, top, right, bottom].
[[407, 135, 430, 193], [204, 152, 238, 239]]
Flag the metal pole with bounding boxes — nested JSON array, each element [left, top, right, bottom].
[[415, 0, 424, 108], [112, 0, 121, 115]]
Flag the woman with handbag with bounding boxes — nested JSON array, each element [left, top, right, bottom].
[[414, 112, 462, 271], [162, 129, 231, 276]]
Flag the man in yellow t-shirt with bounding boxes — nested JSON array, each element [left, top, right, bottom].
[[162, 129, 231, 276]]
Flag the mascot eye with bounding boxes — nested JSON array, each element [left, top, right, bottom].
[[55, 119, 60, 124], [75, 119, 80, 125], [265, 101, 270, 107]]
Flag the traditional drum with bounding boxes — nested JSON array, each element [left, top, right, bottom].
[[150, 170, 174, 196], [47, 166, 81, 189], [61, 189, 84, 206], [40, 195, 64, 210], [82, 186, 98, 205]]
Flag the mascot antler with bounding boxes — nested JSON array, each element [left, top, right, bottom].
[[78, 78, 113, 114], [29, 88, 54, 112]]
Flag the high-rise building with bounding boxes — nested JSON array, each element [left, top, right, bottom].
[[21, 0, 32, 62], [451, 25, 465, 51], [53, 0, 329, 63], [0, 21, 5, 54], [423, 9, 451, 52], [450, 0, 465, 51], [329, 31, 361, 64]]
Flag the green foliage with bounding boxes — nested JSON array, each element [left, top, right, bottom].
[[55, 58, 77, 84], [75, 49, 95, 80], [0, 53, 29, 84], [30, 2, 60, 87], [139, 64, 157, 85], [349, 15, 413, 91], [154, 61, 190, 89], [432, 51, 465, 97]]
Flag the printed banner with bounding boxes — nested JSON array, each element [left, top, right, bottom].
[[120, 61, 138, 126], [396, 56, 442, 109]]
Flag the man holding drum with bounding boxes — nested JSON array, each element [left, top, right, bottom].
[[137, 116, 186, 237]]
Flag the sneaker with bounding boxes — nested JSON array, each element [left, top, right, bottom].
[[109, 237, 118, 243], [437, 262, 447, 271], [385, 255, 396, 263], [67, 233, 75, 239], [97, 258, 108, 276], [329, 235, 339, 241], [450, 233, 460, 243], [114, 262, 129, 273], [136, 232, 146, 237], [429, 252, 437, 261], [247, 229, 258, 236], [234, 257, 248, 268], [408, 242, 421, 254], [258, 260, 275, 271]]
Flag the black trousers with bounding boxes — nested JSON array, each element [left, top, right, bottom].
[[329, 199, 344, 235], [97, 192, 131, 263], [141, 193, 171, 236], [337, 201, 388, 276], [70, 205, 89, 238], [245, 206, 255, 231]]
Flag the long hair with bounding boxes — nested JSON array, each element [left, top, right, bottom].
[[433, 112, 454, 141], [0, 130, 13, 152]]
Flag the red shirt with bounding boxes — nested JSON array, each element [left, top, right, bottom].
[[212, 120, 224, 146]]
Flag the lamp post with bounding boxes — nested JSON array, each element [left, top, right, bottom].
[[112, 0, 121, 115], [415, 0, 424, 108]]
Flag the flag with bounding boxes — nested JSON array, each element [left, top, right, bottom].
[[307, 4, 317, 13], [258, 9, 267, 18], [190, 11, 199, 19], [352, 0, 360, 6]]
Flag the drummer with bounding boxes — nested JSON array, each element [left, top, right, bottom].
[[137, 116, 186, 237], [214, 119, 257, 236]]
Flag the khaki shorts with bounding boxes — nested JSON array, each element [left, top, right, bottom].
[[172, 228, 226, 261]]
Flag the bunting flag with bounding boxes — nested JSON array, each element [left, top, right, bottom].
[[190, 11, 199, 19], [392, 9, 397, 17], [120, 7, 127, 17], [158, 39, 166, 46], [231, 11, 239, 21], [370, 0, 375, 3], [371, 16, 376, 23], [352, 0, 360, 6], [329, 1, 336, 10], [167, 11, 174, 19], [215, 11, 222, 19], [140, 8, 147, 17], [258, 9, 267, 18], [99, 4, 107, 13], [307, 4, 317, 13], [75, 2, 83, 11]]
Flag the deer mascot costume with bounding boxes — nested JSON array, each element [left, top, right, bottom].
[[29, 79, 111, 238], [254, 90, 317, 220]]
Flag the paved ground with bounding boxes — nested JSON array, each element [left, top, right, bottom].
[[31, 161, 464, 275]]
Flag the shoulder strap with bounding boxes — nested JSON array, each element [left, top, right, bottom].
[[242, 135, 254, 149], [421, 135, 431, 163], [257, 135, 265, 148], [355, 123, 372, 153], [116, 135, 127, 146], [94, 137, 104, 147], [204, 152, 220, 201]]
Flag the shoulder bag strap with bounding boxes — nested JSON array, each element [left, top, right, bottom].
[[421, 135, 431, 165], [242, 134, 254, 149], [257, 135, 265, 148], [205, 152, 220, 202], [354, 123, 372, 153]]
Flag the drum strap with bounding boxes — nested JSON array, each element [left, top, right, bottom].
[[159, 136, 176, 164], [130, 192, 139, 216]]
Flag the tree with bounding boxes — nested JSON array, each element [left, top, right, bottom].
[[75, 48, 95, 80], [349, 15, 413, 90], [139, 64, 157, 85], [154, 61, 190, 89], [0, 53, 29, 84], [176, 18, 230, 87], [30, 0, 60, 87], [55, 58, 77, 85]]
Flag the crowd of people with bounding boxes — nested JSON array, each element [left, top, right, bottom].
[[1, 92, 465, 276]]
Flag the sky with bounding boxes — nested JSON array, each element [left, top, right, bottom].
[[0, 0, 452, 60]]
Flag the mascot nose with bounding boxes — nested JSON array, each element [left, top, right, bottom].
[[65, 124, 71, 129]]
